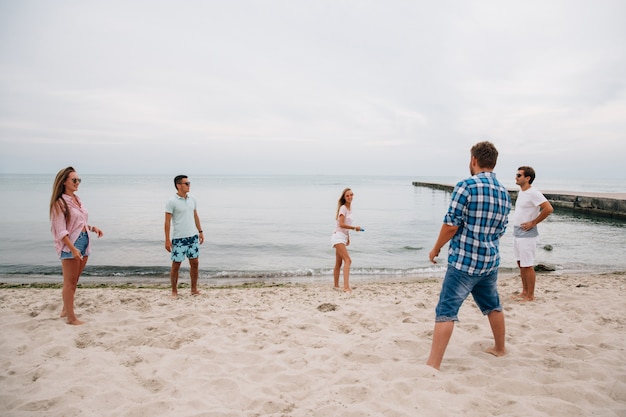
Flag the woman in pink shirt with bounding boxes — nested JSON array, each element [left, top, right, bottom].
[[49, 167, 103, 325]]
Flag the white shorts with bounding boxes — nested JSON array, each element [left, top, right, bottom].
[[330, 232, 348, 247], [513, 237, 537, 268]]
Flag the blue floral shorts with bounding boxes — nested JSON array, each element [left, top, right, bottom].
[[171, 235, 200, 263]]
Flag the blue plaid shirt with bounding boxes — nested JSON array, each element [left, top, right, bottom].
[[444, 172, 511, 276]]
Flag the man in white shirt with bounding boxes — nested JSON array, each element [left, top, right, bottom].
[[512, 166, 553, 302]]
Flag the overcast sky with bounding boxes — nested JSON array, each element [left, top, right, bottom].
[[1, 0, 625, 179]]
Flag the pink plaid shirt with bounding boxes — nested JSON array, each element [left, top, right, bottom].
[[50, 194, 90, 256]]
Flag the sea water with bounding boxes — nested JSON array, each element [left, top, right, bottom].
[[0, 174, 624, 284]]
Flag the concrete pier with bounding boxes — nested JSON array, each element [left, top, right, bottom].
[[412, 181, 626, 221]]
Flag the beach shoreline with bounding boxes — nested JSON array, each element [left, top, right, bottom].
[[1, 272, 625, 416], [2, 266, 624, 287]]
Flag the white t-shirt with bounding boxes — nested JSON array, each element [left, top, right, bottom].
[[513, 187, 547, 238], [334, 205, 352, 235]]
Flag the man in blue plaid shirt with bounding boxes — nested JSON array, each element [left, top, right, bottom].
[[426, 141, 511, 370]]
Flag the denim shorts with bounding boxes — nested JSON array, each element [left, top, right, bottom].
[[60, 231, 90, 259], [435, 266, 502, 322], [171, 235, 200, 262]]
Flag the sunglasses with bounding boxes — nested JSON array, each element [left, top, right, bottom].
[[516, 174, 524, 178], [178, 181, 191, 186], [71, 178, 82, 184]]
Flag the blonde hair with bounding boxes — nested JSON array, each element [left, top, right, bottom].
[[49, 166, 75, 220], [336, 188, 352, 219]]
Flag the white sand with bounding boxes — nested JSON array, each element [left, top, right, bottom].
[[1, 272, 625, 417]]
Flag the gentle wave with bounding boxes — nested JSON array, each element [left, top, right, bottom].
[[0, 265, 171, 277], [0, 264, 449, 279]]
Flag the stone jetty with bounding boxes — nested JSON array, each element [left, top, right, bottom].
[[412, 181, 626, 221]]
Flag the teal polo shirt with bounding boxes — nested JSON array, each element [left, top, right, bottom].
[[165, 193, 198, 239]]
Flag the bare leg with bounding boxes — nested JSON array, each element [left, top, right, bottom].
[[512, 261, 528, 299], [61, 256, 88, 325], [485, 310, 506, 357], [333, 249, 342, 289], [170, 261, 182, 298], [334, 244, 352, 292], [519, 266, 535, 301], [189, 257, 200, 295], [426, 321, 455, 370]]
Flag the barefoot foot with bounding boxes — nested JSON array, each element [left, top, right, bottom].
[[485, 346, 506, 357]]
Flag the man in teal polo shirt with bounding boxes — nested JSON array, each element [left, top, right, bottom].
[[165, 175, 204, 298]]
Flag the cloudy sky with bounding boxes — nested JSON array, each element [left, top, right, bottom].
[[1, 0, 624, 179]]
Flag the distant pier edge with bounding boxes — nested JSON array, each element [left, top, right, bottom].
[[412, 181, 626, 221]]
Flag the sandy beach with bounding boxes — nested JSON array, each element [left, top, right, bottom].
[[1, 272, 625, 417]]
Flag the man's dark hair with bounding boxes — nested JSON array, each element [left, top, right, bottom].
[[471, 141, 499, 169], [174, 175, 188, 189], [518, 166, 536, 184]]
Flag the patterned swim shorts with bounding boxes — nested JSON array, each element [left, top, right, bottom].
[[171, 235, 200, 262]]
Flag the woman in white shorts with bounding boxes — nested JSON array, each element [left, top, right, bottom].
[[330, 188, 362, 292]]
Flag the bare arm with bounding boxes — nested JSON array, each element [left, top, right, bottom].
[[164, 212, 172, 252], [429, 224, 459, 264], [194, 210, 204, 244], [338, 214, 361, 231], [521, 201, 554, 231], [88, 225, 103, 238]]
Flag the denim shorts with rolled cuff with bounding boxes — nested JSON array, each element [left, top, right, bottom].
[[60, 231, 90, 259], [435, 265, 502, 322]]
